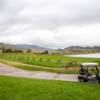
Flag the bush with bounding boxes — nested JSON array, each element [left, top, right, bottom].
[[42, 50, 49, 54]]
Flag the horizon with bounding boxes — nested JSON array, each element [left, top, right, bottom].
[[0, 0, 100, 49], [1, 42, 100, 49]]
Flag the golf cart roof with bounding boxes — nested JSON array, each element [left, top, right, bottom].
[[81, 63, 98, 66]]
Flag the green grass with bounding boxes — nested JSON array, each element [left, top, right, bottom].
[[0, 60, 78, 74], [0, 53, 100, 74], [0, 53, 100, 68], [0, 76, 100, 100]]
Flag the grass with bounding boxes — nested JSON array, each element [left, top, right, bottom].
[[0, 75, 100, 100], [0, 53, 100, 74], [0, 60, 79, 74], [0, 53, 100, 68]]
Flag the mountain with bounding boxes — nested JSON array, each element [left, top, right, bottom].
[[15, 44, 48, 50], [0, 43, 16, 49], [64, 46, 100, 51], [0, 43, 49, 50], [1, 42, 100, 54], [62, 46, 100, 54]]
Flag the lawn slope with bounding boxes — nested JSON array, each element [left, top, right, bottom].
[[0, 76, 100, 100], [0, 53, 100, 68]]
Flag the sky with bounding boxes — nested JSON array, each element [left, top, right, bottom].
[[0, 0, 100, 49]]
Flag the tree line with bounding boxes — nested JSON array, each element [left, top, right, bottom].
[[0, 48, 49, 54]]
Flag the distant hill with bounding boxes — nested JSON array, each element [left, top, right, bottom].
[[62, 46, 100, 54], [15, 44, 49, 50], [0, 43, 16, 49], [64, 46, 100, 51], [0, 43, 49, 50], [1, 43, 100, 54]]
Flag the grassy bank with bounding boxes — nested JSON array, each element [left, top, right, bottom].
[[0, 60, 78, 74], [0, 75, 100, 100], [0, 53, 100, 68], [0, 53, 100, 74]]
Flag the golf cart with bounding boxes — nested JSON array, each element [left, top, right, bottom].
[[78, 63, 100, 83]]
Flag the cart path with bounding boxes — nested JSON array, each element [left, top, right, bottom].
[[0, 63, 78, 81]]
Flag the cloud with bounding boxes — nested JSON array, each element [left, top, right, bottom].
[[0, 0, 100, 48], [1, 0, 100, 26]]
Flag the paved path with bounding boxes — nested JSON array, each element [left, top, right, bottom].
[[0, 63, 78, 81]]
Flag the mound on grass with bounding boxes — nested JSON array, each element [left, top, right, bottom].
[[0, 76, 100, 100]]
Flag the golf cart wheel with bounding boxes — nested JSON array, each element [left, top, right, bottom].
[[79, 78, 88, 82], [98, 80, 100, 83], [83, 79, 88, 82]]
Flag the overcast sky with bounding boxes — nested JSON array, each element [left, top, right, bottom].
[[0, 0, 100, 49]]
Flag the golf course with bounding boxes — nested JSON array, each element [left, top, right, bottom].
[[0, 53, 100, 100], [1, 0, 100, 99], [0, 53, 100, 74], [0, 75, 100, 100]]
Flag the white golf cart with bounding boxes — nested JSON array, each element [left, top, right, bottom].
[[78, 63, 100, 83]]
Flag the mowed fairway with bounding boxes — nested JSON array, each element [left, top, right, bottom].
[[0, 76, 100, 100]]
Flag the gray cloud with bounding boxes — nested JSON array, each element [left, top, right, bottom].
[[0, 0, 100, 48], [1, 0, 100, 26]]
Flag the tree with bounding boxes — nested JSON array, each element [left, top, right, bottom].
[[26, 49, 32, 53], [13, 49, 23, 53], [43, 50, 49, 54], [5, 48, 12, 53]]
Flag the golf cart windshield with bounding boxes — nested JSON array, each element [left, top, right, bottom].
[[81, 63, 99, 75]]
